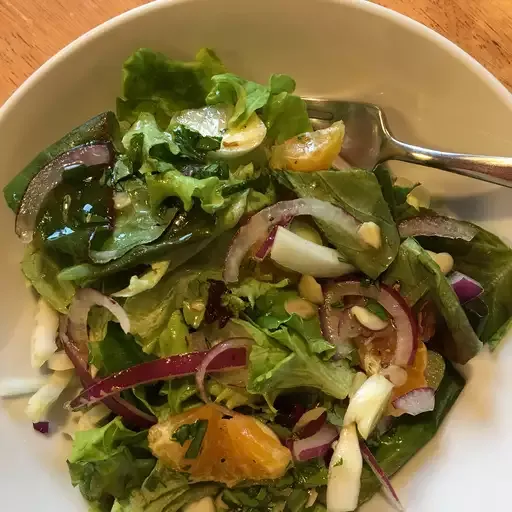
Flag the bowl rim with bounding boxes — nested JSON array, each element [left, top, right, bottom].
[[0, 0, 511, 124]]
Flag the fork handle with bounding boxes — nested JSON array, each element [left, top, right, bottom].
[[386, 138, 512, 188]]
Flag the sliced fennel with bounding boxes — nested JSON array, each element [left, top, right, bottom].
[[344, 374, 393, 439], [31, 298, 59, 368], [270, 226, 356, 277], [47, 351, 74, 371], [25, 369, 74, 423], [0, 376, 47, 398], [327, 423, 362, 512]]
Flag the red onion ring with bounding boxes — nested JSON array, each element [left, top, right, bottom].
[[398, 215, 477, 241], [68, 288, 130, 355], [392, 387, 435, 416], [360, 441, 404, 511], [223, 198, 361, 283], [15, 143, 114, 243], [292, 423, 339, 461], [254, 217, 293, 261], [59, 315, 156, 428], [196, 338, 252, 405], [68, 346, 248, 410], [322, 280, 418, 367]]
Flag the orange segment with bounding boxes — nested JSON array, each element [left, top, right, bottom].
[[270, 121, 345, 171], [389, 341, 428, 416], [148, 404, 291, 487]]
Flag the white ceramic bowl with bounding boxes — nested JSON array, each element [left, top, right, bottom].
[[1, 1, 511, 510]]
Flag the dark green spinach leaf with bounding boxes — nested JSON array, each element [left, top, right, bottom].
[[384, 238, 482, 364], [420, 225, 512, 350], [276, 169, 399, 278], [359, 362, 464, 505], [4, 111, 120, 212]]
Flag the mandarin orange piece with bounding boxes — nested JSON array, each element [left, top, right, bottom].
[[270, 121, 345, 171], [389, 341, 428, 417], [148, 404, 291, 487]]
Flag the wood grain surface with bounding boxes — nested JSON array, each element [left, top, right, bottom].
[[0, 0, 510, 104]]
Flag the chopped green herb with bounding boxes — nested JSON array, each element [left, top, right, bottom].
[[365, 299, 389, 321], [333, 458, 344, 468], [172, 419, 209, 459]]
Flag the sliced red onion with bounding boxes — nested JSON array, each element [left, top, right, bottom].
[[254, 217, 294, 261], [360, 441, 404, 511], [398, 215, 477, 241], [59, 315, 156, 429], [15, 143, 114, 243], [68, 288, 130, 354], [69, 346, 248, 410], [292, 424, 339, 461], [196, 338, 252, 404], [392, 387, 435, 416], [448, 271, 483, 304], [33, 421, 50, 434], [223, 198, 361, 283], [322, 280, 418, 366], [293, 408, 327, 439]]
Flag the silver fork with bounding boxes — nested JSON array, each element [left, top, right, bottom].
[[303, 98, 512, 188]]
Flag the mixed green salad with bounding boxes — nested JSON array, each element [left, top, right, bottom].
[[1, 48, 511, 512]]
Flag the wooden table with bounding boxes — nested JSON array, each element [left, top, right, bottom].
[[0, 0, 510, 104]]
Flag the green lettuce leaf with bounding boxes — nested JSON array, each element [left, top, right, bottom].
[[146, 310, 189, 357], [166, 377, 200, 415], [359, 362, 464, 505], [121, 113, 179, 172], [112, 261, 170, 298], [67, 417, 155, 509], [385, 238, 482, 364], [419, 225, 512, 350], [207, 379, 259, 410], [90, 180, 175, 264], [113, 461, 219, 512], [122, 232, 235, 354], [254, 289, 335, 357], [146, 170, 225, 214], [21, 244, 75, 313], [118, 48, 225, 127], [124, 265, 220, 353], [205, 71, 310, 142], [4, 111, 120, 212], [235, 319, 354, 405], [262, 75, 311, 143], [206, 73, 270, 128], [277, 169, 399, 279], [229, 278, 289, 308], [89, 323, 155, 376]]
